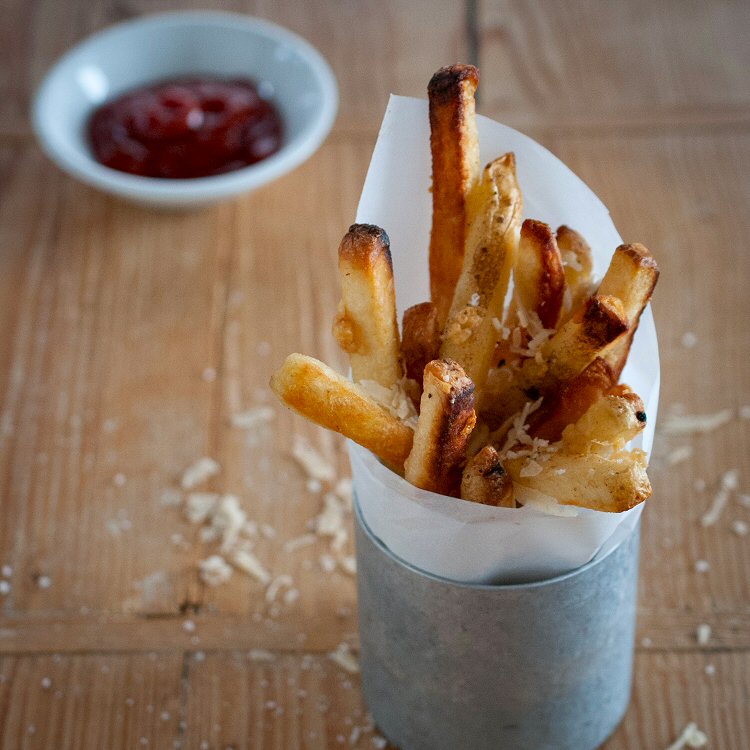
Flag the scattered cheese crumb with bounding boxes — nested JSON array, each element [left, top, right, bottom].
[[693, 478, 706, 493], [1, 565, 12, 578], [661, 409, 733, 436], [316, 493, 348, 550], [283, 588, 300, 605], [41, 677, 51, 689], [665, 722, 708, 750], [739, 494, 750, 509], [199, 555, 233, 587], [230, 406, 274, 429], [37, 576, 52, 589], [740, 405, 750, 420], [469, 292, 480, 307], [696, 623, 711, 645], [184, 493, 219, 524], [257, 341, 272, 358], [731, 519, 748, 536], [328, 643, 359, 674], [266, 574, 294, 603], [680, 332, 698, 349], [701, 470, 739, 526], [371, 737, 388, 749], [320, 554, 337, 573], [666, 445, 694, 466], [306, 478, 322, 495], [160, 489, 182, 507], [0, 581, 9, 595], [181, 457, 220, 489], [641, 637, 652, 648], [113, 472, 127, 487], [340, 556, 357, 576], [704, 663, 715, 676], [211, 495, 247, 552], [283, 535, 317, 553], [334, 477, 353, 506], [694, 559, 710, 573], [519, 459, 544, 477], [182, 620, 196, 633], [231, 549, 271, 585], [201, 367, 217, 382], [260, 523, 277, 539], [291, 436, 336, 482], [248, 649, 275, 662]]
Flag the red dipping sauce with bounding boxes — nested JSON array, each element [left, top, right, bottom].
[[88, 77, 283, 179]]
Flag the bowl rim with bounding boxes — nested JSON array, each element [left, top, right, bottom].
[[31, 10, 339, 202]]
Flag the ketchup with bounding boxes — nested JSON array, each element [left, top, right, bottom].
[[88, 77, 283, 178]]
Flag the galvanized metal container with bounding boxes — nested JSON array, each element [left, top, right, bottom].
[[354, 497, 640, 750]]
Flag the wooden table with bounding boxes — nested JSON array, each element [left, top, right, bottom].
[[1, 1, 749, 747]]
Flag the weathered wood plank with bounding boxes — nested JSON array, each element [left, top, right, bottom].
[[478, 0, 750, 131], [0, 653, 183, 749]]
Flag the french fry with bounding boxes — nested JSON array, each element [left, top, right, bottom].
[[270, 354, 413, 469], [427, 64, 481, 325], [440, 153, 523, 391], [539, 293, 628, 391], [514, 219, 565, 330], [505, 449, 651, 513], [332, 224, 403, 387], [527, 357, 615, 442], [561, 384, 646, 454], [556, 225, 594, 323], [404, 359, 477, 496], [461, 445, 515, 507], [597, 243, 660, 378], [401, 302, 442, 384]]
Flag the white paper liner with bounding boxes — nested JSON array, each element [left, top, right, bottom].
[[351, 95, 660, 585]]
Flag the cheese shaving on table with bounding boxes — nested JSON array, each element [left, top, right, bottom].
[[210, 495, 247, 552], [701, 470, 739, 526], [199, 555, 233, 587], [328, 643, 360, 674], [248, 649, 275, 662], [283, 534, 318, 553], [334, 477, 353, 506], [666, 445, 694, 466], [661, 409, 733, 436], [696, 623, 711, 645], [230, 549, 271, 585], [358, 379, 418, 428], [184, 493, 219, 524], [229, 406, 275, 429], [665, 723, 708, 750], [291, 435, 336, 482], [181, 457, 220, 489], [265, 574, 294, 603]]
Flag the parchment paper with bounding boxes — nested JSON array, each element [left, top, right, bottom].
[[350, 96, 660, 584]]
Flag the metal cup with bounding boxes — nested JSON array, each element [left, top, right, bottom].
[[354, 497, 640, 750]]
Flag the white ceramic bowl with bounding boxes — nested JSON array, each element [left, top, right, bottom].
[[32, 12, 338, 207]]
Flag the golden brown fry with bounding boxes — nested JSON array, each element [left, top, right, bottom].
[[427, 64, 481, 325], [597, 243, 660, 378], [401, 302, 442, 384], [561, 384, 646, 454], [270, 354, 413, 469], [404, 359, 477, 496], [556, 225, 594, 323], [527, 357, 615, 442], [440, 153, 523, 391], [539, 293, 628, 391], [514, 219, 565, 330], [506, 449, 651, 513], [461, 445, 515, 507], [332, 224, 403, 387]]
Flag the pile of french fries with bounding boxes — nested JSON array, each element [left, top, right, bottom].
[[271, 64, 659, 513]]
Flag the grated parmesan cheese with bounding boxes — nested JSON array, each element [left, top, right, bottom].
[[328, 643, 359, 674], [319, 554, 337, 573], [358, 379, 418, 428], [184, 493, 219, 524], [661, 409, 733, 436], [291, 436, 335, 482], [265, 574, 294, 603], [199, 555, 233, 587], [701, 470, 739, 526], [283, 534, 317, 553], [231, 549, 271, 585], [334, 477, 353, 506], [666, 445, 694, 466], [181, 457, 220, 490], [339, 556, 357, 576], [248, 649, 275, 662], [561, 249, 583, 272], [696, 623, 711, 645], [694, 559, 710, 573], [665, 723, 708, 750], [230, 406, 275, 429], [731, 519, 748, 536]]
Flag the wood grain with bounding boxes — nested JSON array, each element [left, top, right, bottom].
[[478, 0, 750, 131], [1, 0, 750, 747]]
